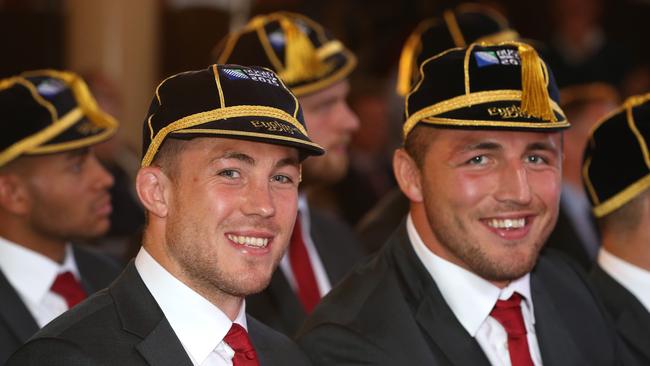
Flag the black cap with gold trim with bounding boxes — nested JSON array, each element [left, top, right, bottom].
[[214, 11, 356, 97], [0, 70, 118, 167], [397, 4, 519, 96], [582, 93, 650, 218], [141, 64, 324, 167], [403, 41, 570, 139]]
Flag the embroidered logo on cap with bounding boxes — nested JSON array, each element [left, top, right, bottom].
[[37, 79, 66, 98], [475, 49, 521, 68], [243, 69, 280, 86], [222, 68, 251, 80]]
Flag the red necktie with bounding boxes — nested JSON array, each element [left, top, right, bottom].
[[224, 323, 260, 366], [490, 293, 534, 366], [289, 215, 320, 313], [50, 271, 87, 308]]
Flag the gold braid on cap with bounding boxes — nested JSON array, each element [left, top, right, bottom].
[[278, 17, 334, 84]]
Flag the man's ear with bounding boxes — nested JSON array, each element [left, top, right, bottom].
[[136, 166, 171, 218], [0, 174, 31, 215], [393, 149, 423, 203]]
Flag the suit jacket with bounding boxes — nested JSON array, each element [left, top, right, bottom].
[[6, 261, 311, 366], [590, 265, 650, 364], [297, 222, 630, 366], [0, 246, 120, 364], [544, 202, 595, 270], [247, 207, 364, 337]]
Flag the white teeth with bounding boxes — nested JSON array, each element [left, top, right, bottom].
[[487, 218, 525, 229], [227, 234, 269, 248]]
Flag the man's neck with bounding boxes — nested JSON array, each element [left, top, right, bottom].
[[602, 230, 650, 271], [0, 225, 66, 263]]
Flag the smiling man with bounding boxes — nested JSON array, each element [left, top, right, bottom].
[[297, 42, 632, 365], [7, 65, 322, 365], [0, 70, 121, 364], [215, 12, 363, 336]]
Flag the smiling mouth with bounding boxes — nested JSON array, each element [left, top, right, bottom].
[[486, 218, 526, 229], [226, 234, 269, 248]]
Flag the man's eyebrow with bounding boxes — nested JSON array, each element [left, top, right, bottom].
[[216, 152, 255, 165], [276, 156, 300, 168], [461, 141, 502, 151], [527, 141, 559, 152], [65, 147, 90, 160]]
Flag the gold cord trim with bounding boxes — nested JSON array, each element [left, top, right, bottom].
[[582, 155, 600, 207], [27, 128, 116, 154], [443, 10, 466, 47], [403, 89, 565, 137], [627, 107, 650, 170], [213, 64, 226, 108], [142, 105, 307, 166], [593, 174, 650, 218], [172, 128, 323, 150]]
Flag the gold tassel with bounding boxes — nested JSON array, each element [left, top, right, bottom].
[[518, 43, 556, 122], [278, 18, 332, 84]]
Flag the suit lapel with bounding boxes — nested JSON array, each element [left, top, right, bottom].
[[390, 226, 491, 366], [531, 272, 585, 365], [110, 262, 193, 366], [615, 309, 650, 360], [0, 269, 39, 343]]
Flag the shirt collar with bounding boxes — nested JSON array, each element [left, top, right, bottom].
[[598, 248, 650, 312], [406, 214, 534, 336], [135, 248, 247, 365], [0, 237, 79, 305]]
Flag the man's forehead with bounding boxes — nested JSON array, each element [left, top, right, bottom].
[[436, 128, 562, 146], [185, 137, 300, 162]]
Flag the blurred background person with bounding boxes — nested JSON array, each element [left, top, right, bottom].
[[544, 82, 619, 269], [583, 93, 650, 365], [214, 11, 365, 336], [0, 70, 121, 363]]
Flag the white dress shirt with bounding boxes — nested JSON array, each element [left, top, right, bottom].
[[406, 215, 543, 366], [0, 236, 81, 327], [598, 248, 650, 313], [135, 248, 248, 366], [279, 194, 332, 296]]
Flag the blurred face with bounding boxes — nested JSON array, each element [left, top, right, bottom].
[[402, 129, 562, 286], [23, 148, 114, 240], [299, 80, 359, 185], [162, 138, 300, 298]]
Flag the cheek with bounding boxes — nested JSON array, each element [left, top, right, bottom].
[[444, 172, 494, 208], [531, 171, 562, 205]]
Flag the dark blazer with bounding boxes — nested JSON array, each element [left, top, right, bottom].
[[6, 261, 311, 366], [247, 207, 364, 336], [297, 222, 629, 366], [590, 265, 650, 364], [544, 201, 595, 270], [0, 246, 120, 364]]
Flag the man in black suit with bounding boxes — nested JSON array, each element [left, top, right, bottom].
[[582, 93, 650, 364], [7, 65, 320, 365], [215, 12, 364, 336], [298, 42, 632, 365], [0, 70, 121, 364]]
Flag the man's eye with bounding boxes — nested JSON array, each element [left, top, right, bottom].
[[467, 155, 487, 165], [527, 155, 547, 164], [218, 169, 240, 179], [272, 175, 293, 184]]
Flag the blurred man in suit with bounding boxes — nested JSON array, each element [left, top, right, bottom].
[[0, 70, 121, 364], [7, 65, 320, 365], [583, 93, 650, 364], [215, 12, 364, 336], [298, 41, 633, 365]]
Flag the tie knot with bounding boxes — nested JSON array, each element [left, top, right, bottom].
[[50, 271, 87, 308], [224, 324, 259, 365], [491, 293, 527, 337]]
